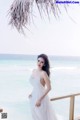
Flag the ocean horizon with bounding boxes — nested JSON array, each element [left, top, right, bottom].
[[0, 53, 80, 60]]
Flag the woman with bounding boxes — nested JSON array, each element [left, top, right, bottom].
[[29, 54, 58, 120]]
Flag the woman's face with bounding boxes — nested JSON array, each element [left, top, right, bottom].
[[37, 57, 45, 69]]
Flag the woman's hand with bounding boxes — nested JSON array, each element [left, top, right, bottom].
[[35, 99, 41, 107]]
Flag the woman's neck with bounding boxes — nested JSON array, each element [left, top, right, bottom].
[[37, 67, 42, 71]]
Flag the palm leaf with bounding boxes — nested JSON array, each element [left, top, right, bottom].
[[8, 0, 67, 32]]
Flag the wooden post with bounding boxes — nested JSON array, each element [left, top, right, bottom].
[[69, 96, 75, 120], [50, 93, 80, 120]]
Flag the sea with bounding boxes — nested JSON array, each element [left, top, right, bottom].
[[0, 54, 80, 120]]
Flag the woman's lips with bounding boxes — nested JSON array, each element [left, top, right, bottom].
[[38, 64, 41, 67]]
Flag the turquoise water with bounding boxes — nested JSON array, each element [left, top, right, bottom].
[[0, 57, 80, 120]]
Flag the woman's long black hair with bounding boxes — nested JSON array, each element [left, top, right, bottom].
[[37, 54, 50, 77]]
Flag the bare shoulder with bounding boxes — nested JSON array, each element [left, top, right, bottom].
[[41, 70, 48, 77], [42, 70, 47, 74], [32, 69, 36, 74], [41, 71, 50, 83]]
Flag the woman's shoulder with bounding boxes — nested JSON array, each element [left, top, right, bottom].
[[41, 70, 46, 74], [32, 69, 37, 73], [41, 70, 47, 76], [32, 69, 47, 76], [30, 69, 36, 76]]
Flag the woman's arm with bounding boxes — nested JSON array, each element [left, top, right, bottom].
[[39, 71, 51, 101], [35, 71, 51, 107]]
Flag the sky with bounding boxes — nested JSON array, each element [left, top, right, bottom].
[[0, 0, 80, 56]]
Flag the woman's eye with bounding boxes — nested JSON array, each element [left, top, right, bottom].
[[38, 59, 44, 64]]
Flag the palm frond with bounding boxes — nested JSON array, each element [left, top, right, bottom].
[[8, 0, 33, 32], [8, 0, 68, 32]]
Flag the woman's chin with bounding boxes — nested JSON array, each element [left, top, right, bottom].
[[38, 66, 42, 70]]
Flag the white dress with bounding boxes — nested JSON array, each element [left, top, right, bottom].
[[29, 73, 58, 120]]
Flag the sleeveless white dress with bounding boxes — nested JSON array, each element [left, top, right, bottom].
[[29, 73, 58, 120]]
